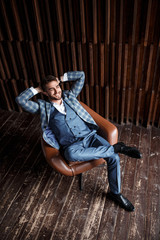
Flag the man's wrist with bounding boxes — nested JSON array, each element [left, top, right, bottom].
[[30, 87, 39, 95], [60, 73, 68, 82], [63, 73, 68, 82]]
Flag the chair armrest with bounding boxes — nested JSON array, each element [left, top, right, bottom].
[[41, 139, 74, 176], [97, 117, 118, 145], [80, 102, 118, 145]]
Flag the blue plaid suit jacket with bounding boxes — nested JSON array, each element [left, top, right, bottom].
[[16, 71, 98, 149]]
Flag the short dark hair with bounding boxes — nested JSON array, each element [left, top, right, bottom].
[[41, 75, 57, 91]]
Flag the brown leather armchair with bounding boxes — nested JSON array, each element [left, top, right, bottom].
[[41, 101, 118, 190]]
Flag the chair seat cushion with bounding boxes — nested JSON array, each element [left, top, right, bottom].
[[67, 158, 106, 167]]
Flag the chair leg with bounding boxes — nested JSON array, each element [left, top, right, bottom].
[[79, 173, 83, 191]]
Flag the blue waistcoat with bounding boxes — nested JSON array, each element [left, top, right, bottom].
[[48, 102, 95, 148]]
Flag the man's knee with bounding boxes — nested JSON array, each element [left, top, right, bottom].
[[64, 147, 79, 162]]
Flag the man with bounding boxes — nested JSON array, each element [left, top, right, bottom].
[[16, 71, 141, 211]]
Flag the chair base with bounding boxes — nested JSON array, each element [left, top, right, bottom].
[[79, 173, 83, 191]]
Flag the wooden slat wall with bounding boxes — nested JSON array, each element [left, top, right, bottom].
[[0, 0, 159, 127]]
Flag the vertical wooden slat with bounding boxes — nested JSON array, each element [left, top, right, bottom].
[[136, 88, 142, 126], [45, 1, 54, 40], [121, 44, 128, 124], [22, 0, 33, 40], [50, 41, 58, 77], [145, 44, 154, 91], [93, 44, 98, 85], [85, 83, 90, 107], [105, 86, 109, 119], [126, 88, 131, 123], [16, 41, 28, 80], [144, 0, 153, 46], [104, 43, 110, 87], [93, 0, 97, 44], [71, 42, 77, 70], [77, 42, 83, 70], [126, 0, 139, 123], [45, 41, 52, 74], [36, 42, 45, 78], [121, 88, 125, 125], [147, 90, 155, 127], [0, 26, 3, 41], [105, 0, 110, 45], [100, 43, 104, 87], [110, 42, 115, 120], [131, 44, 140, 121], [152, 79, 160, 126], [122, 44, 128, 89], [7, 42, 19, 80], [80, 0, 86, 44], [10, 0, 24, 41], [96, 85, 99, 114], [68, 0, 75, 42], [89, 43, 94, 86], [56, 42, 63, 76], [29, 42, 40, 82], [66, 42, 72, 71], [78, 42, 85, 102], [152, 93, 159, 127], [116, 0, 123, 122], [0, 1, 13, 41], [55, 0, 65, 42], [0, 58, 6, 80], [116, 43, 122, 122], [33, 0, 43, 41], [0, 43, 11, 79]]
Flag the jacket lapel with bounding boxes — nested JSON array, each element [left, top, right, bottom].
[[63, 96, 97, 126], [46, 102, 51, 122]]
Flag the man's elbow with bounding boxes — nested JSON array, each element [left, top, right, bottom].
[[15, 96, 24, 107], [15, 96, 19, 104], [81, 71, 85, 77], [80, 71, 85, 80]]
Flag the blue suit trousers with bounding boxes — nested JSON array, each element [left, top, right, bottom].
[[64, 133, 121, 194]]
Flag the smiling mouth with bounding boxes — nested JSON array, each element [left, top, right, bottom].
[[54, 92, 62, 98]]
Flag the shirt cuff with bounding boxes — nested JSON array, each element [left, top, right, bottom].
[[30, 87, 38, 95], [63, 73, 68, 82]]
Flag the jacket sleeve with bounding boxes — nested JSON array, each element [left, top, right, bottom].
[[15, 88, 40, 114], [66, 71, 85, 97]]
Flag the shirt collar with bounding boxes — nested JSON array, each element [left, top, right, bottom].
[[50, 99, 64, 107]]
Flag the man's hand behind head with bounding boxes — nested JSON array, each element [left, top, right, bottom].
[[35, 86, 44, 94]]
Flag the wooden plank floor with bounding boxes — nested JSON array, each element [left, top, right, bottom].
[[0, 109, 159, 240]]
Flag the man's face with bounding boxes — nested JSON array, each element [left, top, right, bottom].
[[44, 80, 62, 101]]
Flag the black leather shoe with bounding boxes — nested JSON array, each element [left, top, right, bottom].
[[120, 145, 142, 158], [115, 142, 142, 158], [109, 192, 135, 212]]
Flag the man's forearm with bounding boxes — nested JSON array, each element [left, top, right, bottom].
[[66, 71, 85, 97], [15, 87, 40, 114]]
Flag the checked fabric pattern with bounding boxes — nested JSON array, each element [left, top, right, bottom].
[[16, 71, 98, 149]]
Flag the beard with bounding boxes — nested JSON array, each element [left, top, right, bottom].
[[49, 92, 62, 101]]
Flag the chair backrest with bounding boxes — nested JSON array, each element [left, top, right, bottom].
[[79, 101, 118, 145]]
